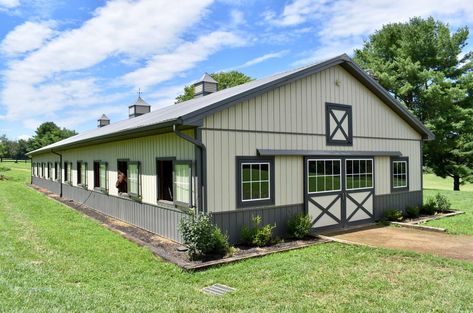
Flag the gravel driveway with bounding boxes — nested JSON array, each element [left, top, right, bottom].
[[324, 225, 473, 262]]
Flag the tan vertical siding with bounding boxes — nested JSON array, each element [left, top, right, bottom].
[[32, 130, 196, 206], [203, 65, 424, 212]]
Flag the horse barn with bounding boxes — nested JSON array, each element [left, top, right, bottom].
[[28, 54, 434, 243]]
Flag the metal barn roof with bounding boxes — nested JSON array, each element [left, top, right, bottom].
[[28, 54, 434, 155]]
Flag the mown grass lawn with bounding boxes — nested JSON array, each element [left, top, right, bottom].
[[423, 174, 473, 235], [1, 163, 473, 312]]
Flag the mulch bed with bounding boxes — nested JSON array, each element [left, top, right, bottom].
[[30, 184, 330, 271], [401, 210, 465, 224]]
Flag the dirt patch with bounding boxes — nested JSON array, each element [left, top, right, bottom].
[[30, 184, 329, 270], [325, 225, 473, 262]]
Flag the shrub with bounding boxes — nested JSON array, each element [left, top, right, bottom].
[[421, 197, 436, 215], [434, 193, 451, 213], [179, 212, 232, 260], [241, 215, 276, 247], [406, 206, 420, 218], [384, 209, 404, 222], [287, 213, 312, 239]]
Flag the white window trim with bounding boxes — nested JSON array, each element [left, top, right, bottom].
[[345, 158, 374, 191], [307, 158, 342, 194], [241, 162, 271, 202], [393, 160, 408, 188]]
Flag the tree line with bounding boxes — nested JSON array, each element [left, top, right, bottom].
[[0, 122, 76, 161]]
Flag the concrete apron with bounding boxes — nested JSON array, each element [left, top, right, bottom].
[[320, 225, 473, 262]]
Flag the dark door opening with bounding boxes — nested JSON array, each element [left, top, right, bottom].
[[117, 160, 128, 193], [157, 160, 173, 201]]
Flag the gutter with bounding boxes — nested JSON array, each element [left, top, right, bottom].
[[51, 150, 63, 197], [173, 122, 207, 213]]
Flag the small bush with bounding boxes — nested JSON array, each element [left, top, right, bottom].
[[241, 215, 276, 247], [384, 209, 404, 222], [434, 193, 451, 213], [287, 213, 312, 239], [179, 212, 232, 260], [406, 206, 420, 218], [421, 197, 436, 215]]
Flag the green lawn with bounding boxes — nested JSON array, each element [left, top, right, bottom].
[[1, 164, 473, 312], [423, 174, 473, 235]]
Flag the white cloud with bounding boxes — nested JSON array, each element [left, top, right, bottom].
[[0, 0, 19, 9], [1, 21, 54, 55], [237, 51, 287, 68], [271, 0, 473, 64], [0, 0, 215, 123], [17, 134, 30, 140], [121, 31, 246, 89]]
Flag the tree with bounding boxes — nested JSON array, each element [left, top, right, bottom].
[[27, 122, 77, 151], [175, 71, 253, 103], [353, 17, 473, 190], [0, 134, 7, 161]]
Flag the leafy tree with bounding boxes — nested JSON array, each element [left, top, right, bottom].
[[28, 122, 77, 151], [175, 71, 253, 103], [0, 134, 7, 161], [354, 17, 473, 190]]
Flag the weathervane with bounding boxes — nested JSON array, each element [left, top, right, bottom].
[[138, 88, 142, 98]]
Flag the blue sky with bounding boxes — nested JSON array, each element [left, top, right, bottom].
[[1, 0, 473, 140]]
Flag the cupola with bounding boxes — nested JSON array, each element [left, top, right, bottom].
[[97, 114, 110, 128], [193, 73, 218, 98], [129, 94, 151, 118]]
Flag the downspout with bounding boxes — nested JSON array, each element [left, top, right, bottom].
[[173, 123, 207, 213], [51, 150, 63, 197]]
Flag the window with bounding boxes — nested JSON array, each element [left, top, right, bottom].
[[237, 157, 274, 208], [175, 162, 191, 205], [77, 161, 87, 187], [116, 160, 141, 197], [392, 157, 408, 190], [64, 162, 72, 183], [54, 162, 59, 180], [93, 161, 108, 191], [326, 103, 353, 146], [157, 159, 174, 202], [307, 159, 341, 193], [346, 159, 373, 190]]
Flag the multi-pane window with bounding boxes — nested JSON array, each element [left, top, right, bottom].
[[174, 162, 191, 205], [241, 162, 270, 201], [308, 159, 341, 193], [346, 159, 373, 190], [94, 161, 108, 191], [392, 158, 408, 189]]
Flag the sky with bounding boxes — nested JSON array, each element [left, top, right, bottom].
[[1, 0, 473, 140]]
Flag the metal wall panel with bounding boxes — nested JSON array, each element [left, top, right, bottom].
[[373, 190, 422, 220], [32, 177, 61, 195], [61, 184, 187, 242], [212, 203, 304, 244]]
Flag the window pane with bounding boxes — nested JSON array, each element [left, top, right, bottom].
[[360, 160, 366, 173], [260, 164, 269, 180], [346, 160, 353, 174], [333, 175, 340, 190], [242, 164, 251, 181], [251, 182, 260, 199], [333, 161, 340, 175], [175, 164, 190, 204], [308, 161, 316, 176], [325, 175, 333, 191], [242, 182, 251, 200], [128, 163, 139, 195], [251, 164, 260, 181], [308, 176, 316, 193], [261, 181, 269, 199], [326, 160, 333, 175], [316, 161, 324, 175]]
